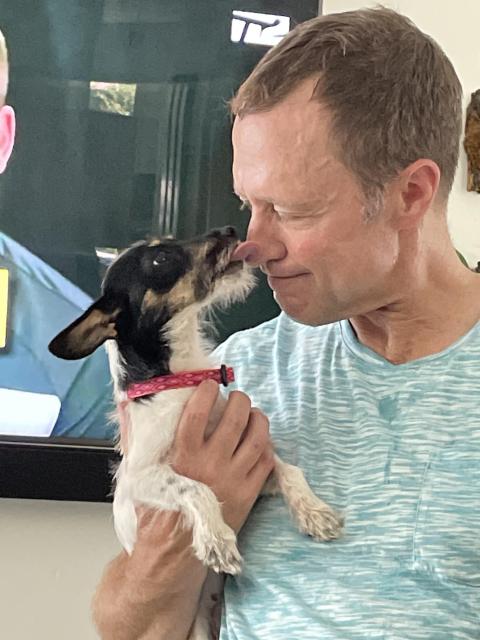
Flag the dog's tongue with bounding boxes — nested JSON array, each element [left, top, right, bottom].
[[231, 241, 260, 264]]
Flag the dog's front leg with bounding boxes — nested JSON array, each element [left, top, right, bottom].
[[263, 455, 344, 541], [132, 465, 243, 575]]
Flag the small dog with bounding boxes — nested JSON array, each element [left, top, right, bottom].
[[49, 227, 343, 639]]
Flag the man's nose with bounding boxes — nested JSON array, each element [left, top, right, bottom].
[[231, 240, 262, 265], [232, 220, 286, 267]]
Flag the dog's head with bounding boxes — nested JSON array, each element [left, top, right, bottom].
[[48, 226, 254, 361]]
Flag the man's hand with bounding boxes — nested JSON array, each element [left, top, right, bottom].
[[171, 379, 275, 532]]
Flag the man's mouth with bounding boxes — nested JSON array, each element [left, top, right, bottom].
[[267, 273, 310, 289]]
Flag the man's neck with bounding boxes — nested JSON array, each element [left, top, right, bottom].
[[350, 261, 480, 365]]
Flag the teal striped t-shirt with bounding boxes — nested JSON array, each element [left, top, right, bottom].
[[215, 312, 480, 639]]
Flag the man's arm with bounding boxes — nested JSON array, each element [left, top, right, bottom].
[[93, 511, 208, 640], [93, 380, 274, 640]]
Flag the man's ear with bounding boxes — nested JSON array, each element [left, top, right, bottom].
[[393, 159, 441, 230], [48, 294, 123, 360], [0, 105, 15, 173]]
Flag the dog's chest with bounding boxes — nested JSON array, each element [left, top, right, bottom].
[[124, 388, 226, 470], [125, 389, 192, 468]]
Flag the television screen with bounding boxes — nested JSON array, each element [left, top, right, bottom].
[[0, 0, 318, 500]]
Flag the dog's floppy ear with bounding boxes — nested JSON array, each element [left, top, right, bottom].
[[48, 294, 124, 360]]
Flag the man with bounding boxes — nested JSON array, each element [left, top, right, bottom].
[[0, 29, 113, 439], [93, 8, 480, 639]]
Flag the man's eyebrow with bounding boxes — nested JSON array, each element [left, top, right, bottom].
[[233, 188, 326, 211]]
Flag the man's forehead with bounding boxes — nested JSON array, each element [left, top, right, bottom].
[[233, 150, 337, 202], [232, 108, 333, 178]]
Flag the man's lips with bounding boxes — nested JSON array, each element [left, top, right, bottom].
[[267, 273, 310, 289]]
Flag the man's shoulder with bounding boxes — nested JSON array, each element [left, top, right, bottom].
[[0, 230, 92, 311]]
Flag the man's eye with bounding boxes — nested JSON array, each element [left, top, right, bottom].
[[153, 252, 168, 265]]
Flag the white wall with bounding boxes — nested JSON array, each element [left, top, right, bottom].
[[0, 498, 120, 640], [324, 0, 480, 266], [3, 5, 480, 640]]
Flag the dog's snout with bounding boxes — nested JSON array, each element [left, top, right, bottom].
[[222, 226, 237, 238], [207, 226, 237, 241]]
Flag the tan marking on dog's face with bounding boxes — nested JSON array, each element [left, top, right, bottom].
[[195, 242, 212, 259], [142, 289, 163, 309], [142, 270, 200, 314], [190, 240, 219, 272], [168, 271, 199, 309]]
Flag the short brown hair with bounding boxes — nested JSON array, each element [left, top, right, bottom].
[[0, 29, 8, 104], [231, 7, 462, 206]]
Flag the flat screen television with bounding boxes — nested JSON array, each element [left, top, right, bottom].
[[0, 0, 319, 502]]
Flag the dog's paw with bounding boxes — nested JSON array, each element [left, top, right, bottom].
[[294, 501, 344, 542], [194, 529, 243, 575]]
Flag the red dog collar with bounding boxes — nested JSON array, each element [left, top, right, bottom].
[[126, 365, 234, 400]]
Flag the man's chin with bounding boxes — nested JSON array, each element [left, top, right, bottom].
[[275, 295, 346, 327], [275, 297, 322, 326]]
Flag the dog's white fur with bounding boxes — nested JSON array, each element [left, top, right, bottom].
[[106, 273, 343, 639]]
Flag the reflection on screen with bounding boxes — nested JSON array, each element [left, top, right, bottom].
[[0, 388, 60, 437]]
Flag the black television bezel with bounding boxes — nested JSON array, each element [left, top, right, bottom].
[[0, 435, 119, 502]]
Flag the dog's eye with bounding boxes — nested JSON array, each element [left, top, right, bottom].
[[153, 252, 168, 266]]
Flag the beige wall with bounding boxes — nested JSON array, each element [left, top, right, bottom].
[[324, 0, 480, 266], [2, 4, 479, 640], [0, 498, 120, 640]]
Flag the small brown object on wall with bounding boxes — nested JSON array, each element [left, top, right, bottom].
[[464, 89, 480, 193]]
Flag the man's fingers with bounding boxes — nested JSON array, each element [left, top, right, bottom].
[[175, 379, 220, 452], [209, 390, 252, 456], [247, 444, 275, 489], [232, 408, 270, 472]]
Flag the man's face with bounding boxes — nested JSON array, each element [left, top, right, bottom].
[[232, 79, 402, 326], [0, 103, 15, 173]]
